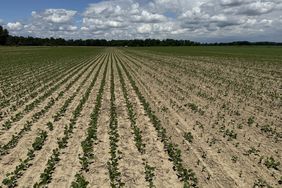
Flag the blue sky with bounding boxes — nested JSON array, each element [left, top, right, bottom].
[[0, 0, 281, 42], [0, 0, 101, 21]]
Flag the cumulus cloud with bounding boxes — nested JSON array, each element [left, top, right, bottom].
[[31, 9, 77, 23], [7, 22, 23, 30], [131, 10, 167, 23], [2, 0, 282, 42], [137, 24, 152, 33], [238, 2, 275, 15], [11, 8, 79, 38]]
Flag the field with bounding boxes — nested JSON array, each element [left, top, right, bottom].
[[0, 46, 281, 188]]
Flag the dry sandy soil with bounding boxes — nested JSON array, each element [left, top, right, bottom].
[[0, 48, 281, 188]]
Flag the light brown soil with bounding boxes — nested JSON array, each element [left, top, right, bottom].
[[0, 48, 281, 188]]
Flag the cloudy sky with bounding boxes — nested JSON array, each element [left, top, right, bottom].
[[1, 0, 282, 42]]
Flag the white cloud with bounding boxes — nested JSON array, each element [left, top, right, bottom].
[[238, 2, 275, 15], [58, 25, 78, 31], [7, 22, 23, 30], [131, 10, 166, 23], [3, 0, 282, 42], [32, 9, 77, 23], [13, 8, 79, 38], [137, 24, 152, 33]]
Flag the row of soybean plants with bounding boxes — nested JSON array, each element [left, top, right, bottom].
[[0, 54, 103, 157], [107, 54, 124, 187], [116, 54, 198, 187], [1, 56, 88, 118], [0, 56, 86, 113], [1, 56, 94, 130], [114, 54, 156, 188], [71, 56, 109, 188], [1, 60, 64, 106], [126, 53, 207, 116], [33, 55, 106, 188], [1, 54, 105, 188]]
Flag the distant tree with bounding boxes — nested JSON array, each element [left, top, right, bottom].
[[0, 25, 9, 45], [1, 25, 281, 46]]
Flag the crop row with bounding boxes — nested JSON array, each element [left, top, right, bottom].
[[71, 56, 109, 188], [0, 57, 89, 114], [107, 57, 124, 187], [1, 56, 96, 130], [33, 55, 105, 187], [0, 55, 103, 157], [1, 57, 102, 187], [2, 130, 48, 187], [114, 55, 156, 187], [117, 55, 198, 187]]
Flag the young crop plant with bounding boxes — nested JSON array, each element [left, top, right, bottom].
[[117, 57, 198, 187], [253, 178, 273, 188], [78, 58, 107, 171], [0, 95, 56, 156], [0, 66, 94, 156], [244, 147, 260, 156], [144, 162, 156, 188], [1, 58, 93, 131], [34, 56, 105, 187], [184, 103, 204, 115], [231, 155, 238, 163], [247, 116, 255, 126], [184, 132, 194, 143], [107, 60, 124, 188], [224, 129, 237, 141], [53, 56, 102, 123], [115, 55, 145, 154], [71, 55, 108, 187], [71, 173, 89, 188], [0, 55, 89, 114], [264, 156, 280, 170], [2, 130, 48, 187], [2, 57, 103, 188], [46, 121, 54, 131], [114, 54, 159, 187]]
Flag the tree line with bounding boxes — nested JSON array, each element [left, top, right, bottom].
[[0, 26, 9, 45], [1, 25, 281, 46]]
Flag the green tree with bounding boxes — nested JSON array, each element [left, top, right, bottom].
[[0, 25, 9, 45]]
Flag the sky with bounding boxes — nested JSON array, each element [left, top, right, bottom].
[[0, 0, 282, 42]]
